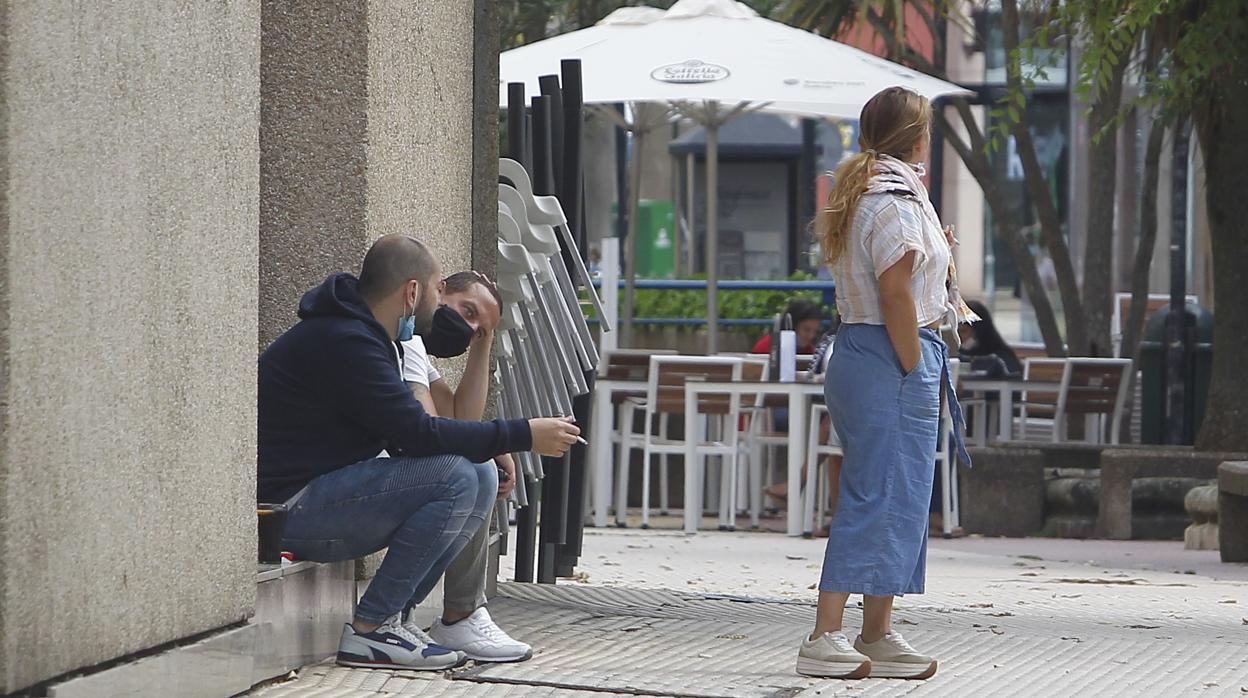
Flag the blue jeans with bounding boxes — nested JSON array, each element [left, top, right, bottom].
[[280, 455, 497, 624]]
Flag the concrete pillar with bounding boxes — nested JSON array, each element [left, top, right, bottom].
[[0, 2, 260, 693], [259, 0, 496, 348]]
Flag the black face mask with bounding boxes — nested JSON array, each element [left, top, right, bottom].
[[421, 305, 475, 358]]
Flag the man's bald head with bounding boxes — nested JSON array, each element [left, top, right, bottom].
[[358, 234, 439, 304]]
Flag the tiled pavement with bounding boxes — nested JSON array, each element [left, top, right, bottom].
[[250, 529, 1248, 697]]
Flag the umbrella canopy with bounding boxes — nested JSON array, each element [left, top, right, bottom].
[[499, 0, 968, 352], [500, 0, 965, 117]]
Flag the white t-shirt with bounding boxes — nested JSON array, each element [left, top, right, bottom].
[[400, 336, 441, 388]]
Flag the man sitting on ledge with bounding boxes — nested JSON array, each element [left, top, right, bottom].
[[258, 234, 579, 671], [400, 270, 531, 662]]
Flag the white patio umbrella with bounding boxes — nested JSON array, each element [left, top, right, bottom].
[[499, 0, 968, 352]]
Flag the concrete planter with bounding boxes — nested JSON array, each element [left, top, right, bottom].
[[1219, 462, 1248, 562], [958, 443, 1246, 541]]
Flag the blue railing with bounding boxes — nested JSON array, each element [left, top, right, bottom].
[[586, 278, 836, 328]]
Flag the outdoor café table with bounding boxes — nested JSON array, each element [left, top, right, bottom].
[[683, 376, 826, 536], [959, 376, 1061, 442], [591, 376, 647, 528]]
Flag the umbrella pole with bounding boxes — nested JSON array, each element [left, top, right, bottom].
[[686, 152, 695, 278], [622, 124, 645, 348], [705, 102, 720, 354]]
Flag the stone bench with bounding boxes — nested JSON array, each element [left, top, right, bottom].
[[1097, 449, 1243, 539], [1219, 462, 1248, 562], [960, 443, 1242, 539]]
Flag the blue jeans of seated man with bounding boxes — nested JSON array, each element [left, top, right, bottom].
[[280, 455, 498, 625]]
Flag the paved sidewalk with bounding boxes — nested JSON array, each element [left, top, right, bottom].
[[252, 529, 1248, 697]]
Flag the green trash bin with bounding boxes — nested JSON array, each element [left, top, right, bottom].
[[1139, 301, 1213, 444], [611, 200, 675, 278]]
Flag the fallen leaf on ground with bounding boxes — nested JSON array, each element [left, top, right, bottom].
[[988, 612, 1015, 617], [990, 628, 1005, 635], [1017, 554, 1044, 560], [716, 634, 748, 640], [898, 619, 918, 625], [1019, 572, 1040, 577], [786, 554, 806, 560], [1124, 624, 1161, 629], [1219, 599, 1238, 604], [1061, 637, 1082, 643], [968, 603, 994, 608]]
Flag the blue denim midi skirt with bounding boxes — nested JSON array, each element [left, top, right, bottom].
[[819, 323, 950, 596]]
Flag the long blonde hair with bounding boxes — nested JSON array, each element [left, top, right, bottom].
[[816, 87, 932, 266]]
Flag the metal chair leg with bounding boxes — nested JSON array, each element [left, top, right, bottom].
[[659, 413, 670, 515], [615, 406, 634, 527]]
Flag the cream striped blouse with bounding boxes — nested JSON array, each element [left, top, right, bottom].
[[830, 192, 952, 328]]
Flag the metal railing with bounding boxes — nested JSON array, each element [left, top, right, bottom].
[[587, 278, 836, 328]]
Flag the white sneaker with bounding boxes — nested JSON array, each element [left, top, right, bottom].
[[795, 631, 871, 679], [336, 618, 462, 671], [429, 607, 533, 663], [854, 631, 937, 679]]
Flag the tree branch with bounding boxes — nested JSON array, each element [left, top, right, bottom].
[[1002, 0, 1087, 353], [935, 108, 1067, 355]]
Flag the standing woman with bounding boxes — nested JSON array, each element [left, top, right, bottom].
[[794, 87, 975, 680]]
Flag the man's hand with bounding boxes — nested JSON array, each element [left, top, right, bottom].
[[496, 453, 517, 500], [528, 416, 580, 457]]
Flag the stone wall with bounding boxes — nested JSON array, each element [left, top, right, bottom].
[[0, 2, 260, 692]]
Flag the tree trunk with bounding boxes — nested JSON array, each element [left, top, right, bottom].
[[1082, 65, 1126, 357], [1116, 120, 1166, 442], [936, 106, 1067, 356], [1001, 0, 1088, 355], [1121, 122, 1166, 361], [1193, 81, 1248, 452]]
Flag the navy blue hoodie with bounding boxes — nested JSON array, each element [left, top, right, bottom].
[[258, 273, 532, 502]]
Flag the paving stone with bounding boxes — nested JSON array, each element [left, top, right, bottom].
[[249, 529, 1248, 697]]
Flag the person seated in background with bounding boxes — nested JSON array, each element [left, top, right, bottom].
[[751, 298, 824, 357], [751, 299, 842, 528], [931, 299, 1018, 537], [258, 234, 579, 672], [957, 300, 1022, 376], [400, 270, 531, 663]]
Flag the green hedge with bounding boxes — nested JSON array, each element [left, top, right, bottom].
[[633, 271, 826, 335]]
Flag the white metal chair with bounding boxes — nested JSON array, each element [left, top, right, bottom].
[[1018, 357, 1133, 444], [731, 356, 774, 528], [616, 356, 743, 529], [801, 400, 842, 537], [596, 349, 675, 523], [733, 354, 818, 527]]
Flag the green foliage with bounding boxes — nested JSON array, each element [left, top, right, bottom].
[[1015, 0, 1248, 131], [630, 272, 829, 335]]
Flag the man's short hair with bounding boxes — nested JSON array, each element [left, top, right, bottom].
[[444, 271, 503, 311], [357, 235, 437, 302]]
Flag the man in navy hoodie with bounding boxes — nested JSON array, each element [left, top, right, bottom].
[[259, 234, 579, 671]]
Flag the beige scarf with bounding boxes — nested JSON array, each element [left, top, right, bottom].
[[864, 153, 980, 329]]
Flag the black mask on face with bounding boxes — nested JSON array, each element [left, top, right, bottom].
[[421, 305, 475, 358]]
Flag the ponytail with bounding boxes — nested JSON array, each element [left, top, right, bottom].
[[816, 150, 877, 266]]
